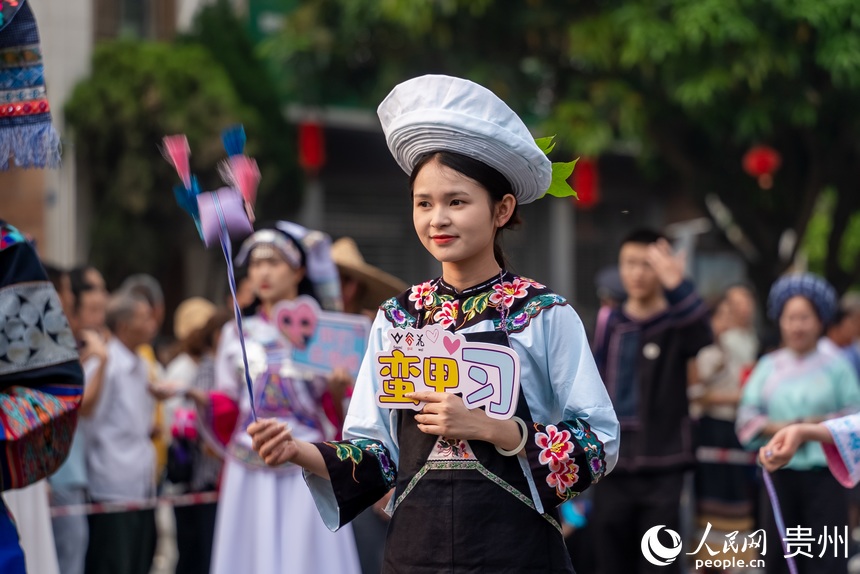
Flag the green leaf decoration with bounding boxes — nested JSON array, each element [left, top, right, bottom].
[[534, 135, 579, 199], [461, 296, 477, 315], [331, 442, 363, 465], [534, 135, 557, 155], [543, 158, 579, 199], [475, 293, 489, 314]]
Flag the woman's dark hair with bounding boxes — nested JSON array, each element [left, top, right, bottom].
[[620, 228, 668, 249], [69, 264, 97, 312], [240, 222, 319, 316], [408, 151, 521, 269], [42, 263, 66, 292]]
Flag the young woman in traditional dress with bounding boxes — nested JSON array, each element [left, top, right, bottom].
[[249, 75, 620, 573], [194, 222, 361, 574]]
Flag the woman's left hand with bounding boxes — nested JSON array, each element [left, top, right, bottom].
[[407, 391, 490, 441]]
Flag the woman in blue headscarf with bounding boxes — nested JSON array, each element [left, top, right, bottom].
[[737, 273, 860, 574]]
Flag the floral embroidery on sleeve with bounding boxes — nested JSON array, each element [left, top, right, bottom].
[[323, 439, 397, 490], [525, 419, 607, 507], [314, 438, 398, 528], [547, 460, 579, 498], [536, 425, 574, 466], [352, 439, 396, 489]]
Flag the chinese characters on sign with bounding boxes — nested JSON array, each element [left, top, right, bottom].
[[374, 327, 521, 420]]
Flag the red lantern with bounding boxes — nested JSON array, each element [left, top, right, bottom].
[[742, 145, 781, 189], [571, 157, 599, 209], [298, 121, 325, 173]]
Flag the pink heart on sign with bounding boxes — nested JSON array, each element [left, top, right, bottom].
[[274, 300, 318, 350], [443, 336, 460, 355], [425, 329, 439, 344]]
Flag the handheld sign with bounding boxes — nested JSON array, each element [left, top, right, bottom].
[[271, 296, 371, 380], [374, 326, 520, 420]]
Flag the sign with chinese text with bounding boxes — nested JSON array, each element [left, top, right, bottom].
[[374, 326, 521, 420]]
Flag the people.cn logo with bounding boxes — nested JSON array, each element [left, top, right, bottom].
[[641, 525, 683, 567]]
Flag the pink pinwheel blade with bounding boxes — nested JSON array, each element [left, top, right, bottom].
[[230, 155, 260, 206], [162, 135, 192, 189]]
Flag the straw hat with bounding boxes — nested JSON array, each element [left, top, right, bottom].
[[173, 297, 217, 341], [331, 238, 407, 310]]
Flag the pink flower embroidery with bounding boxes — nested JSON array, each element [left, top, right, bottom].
[[408, 281, 436, 310], [433, 300, 459, 329], [489, 278, 530, 309], [519, 276, 546, 289], [535, 424, 574, 466], [547, 459, 580, 496]]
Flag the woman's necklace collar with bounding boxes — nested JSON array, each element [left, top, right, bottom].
[[438, 268, 509, 296]]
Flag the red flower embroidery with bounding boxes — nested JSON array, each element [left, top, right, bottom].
[[432, 300, 459, 329], [547, 459, 580, 496], [489, 278, 530, 309], [408, 281, 436, 310], [535, 424, 574, 466]]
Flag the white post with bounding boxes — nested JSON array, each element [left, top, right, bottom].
[[37, 0, 93, 265], [298, 176, 324, 230], [549, 197, 575, 299]]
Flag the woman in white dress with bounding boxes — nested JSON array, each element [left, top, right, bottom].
[[200, 222, 360, 574]]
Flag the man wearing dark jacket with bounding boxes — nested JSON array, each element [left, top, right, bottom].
[[591, 229, 712, 574]]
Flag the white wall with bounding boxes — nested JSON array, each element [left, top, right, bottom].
[[34, 0, 94, 265]]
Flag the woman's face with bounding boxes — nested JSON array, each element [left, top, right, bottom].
[[779, 295, 823, 354], [412, 158, 507, 267], [248, 254, 304, 305]]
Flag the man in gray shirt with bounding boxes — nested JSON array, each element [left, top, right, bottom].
[[83, 292, 158, 574]]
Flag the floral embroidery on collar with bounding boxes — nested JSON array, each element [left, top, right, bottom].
[[494, 293, 567, 333], [421, 273, 544, 330], [391, 273, 561, 331], [381, 298, 416, 328], [408, 281, 437, 311], [432, 300, 459, 329]]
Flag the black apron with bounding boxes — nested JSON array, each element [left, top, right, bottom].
[[381, 331, 574, 574]]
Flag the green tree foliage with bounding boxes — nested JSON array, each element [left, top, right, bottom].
[[182, 0, 302, 217], [265, 0, 860, 294], [65, 40, 258, 287]]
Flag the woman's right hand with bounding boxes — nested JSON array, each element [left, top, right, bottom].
[[248, 418, 298, 466]]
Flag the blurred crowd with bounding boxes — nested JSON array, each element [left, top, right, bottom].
[[7, 228, 860, 574]]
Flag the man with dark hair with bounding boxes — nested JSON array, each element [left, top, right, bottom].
[[590, 228, 712, 573], [82, 292, 158, 574], [824, 306, 860, 377]]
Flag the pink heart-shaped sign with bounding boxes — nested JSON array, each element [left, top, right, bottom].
[[443, 336, 461, 355], [275, 301, 318, 349]]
